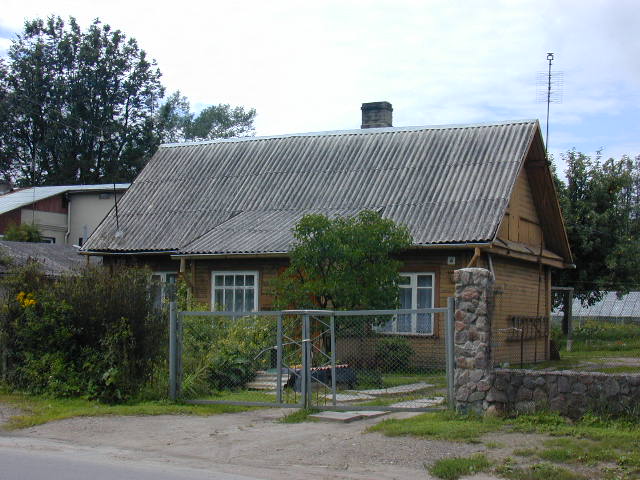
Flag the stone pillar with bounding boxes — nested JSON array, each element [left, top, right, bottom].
[[453, 268, 495, 414]]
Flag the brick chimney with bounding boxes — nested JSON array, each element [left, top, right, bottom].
[[361, 101, 393, 128]]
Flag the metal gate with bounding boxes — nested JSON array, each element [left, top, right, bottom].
[[169, 300, 455, 412]]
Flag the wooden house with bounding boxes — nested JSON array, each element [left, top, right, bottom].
[[83, 102, 573, 364]]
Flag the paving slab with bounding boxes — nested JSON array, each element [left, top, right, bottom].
[[359, 382, 434, 395], [321, 392, 376, 402], [308, 410, 390, 423], [389, 396, 445, 408]]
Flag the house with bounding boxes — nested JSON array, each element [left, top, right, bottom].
[[0, 184, 129, 246], [0, 240, 97, 277], [82, 102, 573, 364]]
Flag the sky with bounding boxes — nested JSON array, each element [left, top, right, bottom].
[[1, 0, 639, 177]]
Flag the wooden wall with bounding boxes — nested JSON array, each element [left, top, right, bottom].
[[497, 166, 544, 249], [486, 254, 550, 364]]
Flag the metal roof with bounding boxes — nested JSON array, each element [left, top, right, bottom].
[[0, 184, 130, 216], [83, 120, 540, 255], [553, 292, 640, 319]]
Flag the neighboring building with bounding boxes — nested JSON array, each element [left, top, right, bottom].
[[0, 240, 95, 276], [83, 102, 573, 364], [0, 184, 129, 246], [552, 291, 640, 326]]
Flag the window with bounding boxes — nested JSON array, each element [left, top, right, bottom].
[[211, 271, 259, 312], [41, 236, 56, 244], [151, 272, 178, 309], [380, 273, 435, 335]]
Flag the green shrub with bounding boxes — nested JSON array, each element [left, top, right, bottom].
[[180, 315, 275, 396], [374, 336, 413, 372], [0, 264, 166, 402], [3, 223, 42, 242]]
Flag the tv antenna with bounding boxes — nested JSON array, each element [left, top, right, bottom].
[[536, 52, 563, 156]]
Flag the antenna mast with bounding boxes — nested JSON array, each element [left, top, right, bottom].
[[545, 53, 553, 155], [536, 53, 563, 158]]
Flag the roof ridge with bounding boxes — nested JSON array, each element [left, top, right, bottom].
[[160, 119, 539, 149]]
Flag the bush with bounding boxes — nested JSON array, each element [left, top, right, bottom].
[[3, 223, 42, 242], [374, 336, 413, 372], [180, 315, 275, 396], [0, 264, 166, 402]]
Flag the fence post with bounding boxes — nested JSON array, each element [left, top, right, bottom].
[[276, 314, 283, 404], [330, 315, 337, 406], [446, 297, 455, 410], [452, 268, 495, 414], [169, 301, 178, 402], [301, 314, 311, 408]]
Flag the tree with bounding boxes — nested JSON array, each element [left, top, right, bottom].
[[554, 150, 640, 305], [0, 17, 257, 186], [1, 16, 165, 185], [155, 91, 255, 143], [3, 223, 42, 242], [273, 210, 412, 310]]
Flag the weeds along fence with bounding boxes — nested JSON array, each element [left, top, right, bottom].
[[169, 301, 455, 411]]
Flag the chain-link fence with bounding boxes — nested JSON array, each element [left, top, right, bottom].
[[170, 303, 455, 411], [549, 288, 640, 375]]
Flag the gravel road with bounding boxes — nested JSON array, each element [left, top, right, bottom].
[[1, 406, 503, 479]]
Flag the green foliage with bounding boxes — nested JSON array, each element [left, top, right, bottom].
[[0, 391, 265, 430], [495, 460, 587, 480], [273, 210, 412, 311], [279, 408, 319, 424], [0, 16, 164, 184], [374, 336, 414, 372], [180, 315, 274, 397], [0, 17, 256, 186], [428, 454, 491, 480], [155, 91, 255, 143], [554, 151, 640, 304], [572, 320, 640, 351], [3, 223, 42, 242], [0, 264, 165, 402]]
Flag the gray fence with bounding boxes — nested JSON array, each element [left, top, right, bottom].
[[169, 300, 455, 412]]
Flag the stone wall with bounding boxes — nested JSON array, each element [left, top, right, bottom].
[[488, 369, 640, 418], [453, 267, 640, 418]]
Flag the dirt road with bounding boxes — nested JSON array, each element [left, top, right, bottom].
[[0, 407, 501, 479]]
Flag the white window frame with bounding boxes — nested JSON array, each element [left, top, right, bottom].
[[381, 272, 435, 336], [151, 271, 178, 307], [211, 271, 259, 312]]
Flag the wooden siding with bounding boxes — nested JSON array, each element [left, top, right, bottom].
[[102, 248, 550, 365], [498, 166, 544, 249], [487, 254, 550, 364], [0, 210, 22, 233]]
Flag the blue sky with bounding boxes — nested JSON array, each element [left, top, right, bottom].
[[1, 0, 639, 177]]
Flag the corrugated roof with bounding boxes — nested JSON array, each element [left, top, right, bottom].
[[553, 292, 640, 319], [83, 120, 540, 254], [0, 184, 130, 216], [0, 240, 98, 275]]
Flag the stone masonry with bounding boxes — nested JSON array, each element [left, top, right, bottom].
[[453, 268, 494, 414], [453, 267, 640, 418]]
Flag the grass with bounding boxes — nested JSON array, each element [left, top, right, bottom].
[[428, 454, 491, 480], [495, 460, 587, 480], [278, 408, 319, 423], [0, 390, 273, 430], [371, 410, 640, 478], [369, 410, 501, 443], [381, 372, 446, 389]]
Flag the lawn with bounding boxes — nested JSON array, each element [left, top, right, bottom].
[[0, 390, 273, 430], [371, 410, 640, 479]]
